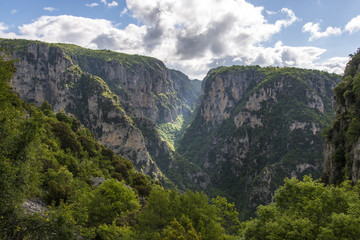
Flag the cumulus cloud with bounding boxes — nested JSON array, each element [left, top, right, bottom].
[[345, 15, 360, 34], [0, 22, 18, 38], [302, 22, 342, 41], [44, 7, 58, 12], [11, 15, 146, 54], [0, 23, 9, 32], [0, 0, 345, 78], [315, 57, 348, 75], [86, 3, 99, 7]]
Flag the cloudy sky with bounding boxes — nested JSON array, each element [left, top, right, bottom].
[[1, 0, 360, 79]]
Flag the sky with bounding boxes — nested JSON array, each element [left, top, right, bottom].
[[1, 0, 360, 79]]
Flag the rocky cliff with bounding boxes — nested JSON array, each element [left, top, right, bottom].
[[1, 38, 202, 184], [3, 38, 345, 219], [178, 65, 340, 218], [322, 48, 360, 185]]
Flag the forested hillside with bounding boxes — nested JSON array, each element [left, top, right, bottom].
[[0, 52, 240, 239], [2, 40, 360, 239], [0, 38, 208, 192]]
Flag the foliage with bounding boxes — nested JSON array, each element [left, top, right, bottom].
[[178, 65, 340, 219], [136, 187, 235, 240], [243, 176, 360, 239], [323, 48, 360, 184], [0, 52, 240, 239], [84, 179, 141, 226]]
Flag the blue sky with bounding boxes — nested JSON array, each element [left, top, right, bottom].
[[1, 0, 360, 79]]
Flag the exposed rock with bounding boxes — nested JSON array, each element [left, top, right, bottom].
[[22, 199, 47, 214], [91, 177, 105, 187], [179, 65, 340, 219], [234, 111, 263, 128], [306, 90, 324, 113], [200, 68, 264, 130]]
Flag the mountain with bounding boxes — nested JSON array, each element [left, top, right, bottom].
[[0, 38, 206, 188], [0, 53, 241, 240], [322, 48, 360, 185], [3, 39, 360, 239], [178, 65, 341, 218], [2, 38, 341, 219]]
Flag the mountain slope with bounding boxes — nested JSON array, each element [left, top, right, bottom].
[[0, 53, 240, 240], [0, 38, 205, 187], [178, 65, 340, 218]]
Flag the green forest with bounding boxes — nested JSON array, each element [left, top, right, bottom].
[[2, 48, 360, 239]]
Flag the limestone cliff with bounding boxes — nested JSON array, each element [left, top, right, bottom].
[[322, 48, 360, 185], [178, 65, 340, 218], [1, 38, 201, 183]]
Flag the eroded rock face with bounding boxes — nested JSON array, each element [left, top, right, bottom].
[[179, 66, 340, 218], [200, 70, 264, 130], [73, 56, 200, 124], [6, 43, 159, 177], [5, 39, 203, 185]]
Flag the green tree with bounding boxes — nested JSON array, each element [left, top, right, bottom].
[[243, 176, 360, 239], [85, 179, 141, 226], [162, 218, 202, 240]]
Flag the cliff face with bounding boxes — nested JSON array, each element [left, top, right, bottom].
[[178, 66, 340, 218], [7, 42, 159, 176], [4, 38, 347, 219], [322, 48, 360, 185], [63, 47, 200, 124], [2, 39, 201, 182]]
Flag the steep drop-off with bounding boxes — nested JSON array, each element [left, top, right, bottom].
[[178, 65, 340, 218], [3, 38, 343, 219], [0, 38, 204, 186]]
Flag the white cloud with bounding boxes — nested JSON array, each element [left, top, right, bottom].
[[44, 7, 58, 12], [100, 0, 118, 8], [266, 10, 276, 16], [302, 22, 342, 41], [12, 15, 146, 53], [120, 8, 128, 17], [315, 57, 348, 75], [0, 22, 9, 32], [86, 3, 99, 7], [108, 1, 118, 7], [0, 22, 19, 38], [0, 0, 343, 79], [345, 15, 360, 34]]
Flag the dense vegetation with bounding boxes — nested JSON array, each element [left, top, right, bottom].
[[0, 38, 204, 192], [243, 177, 360, 239], [323, 48, 360, 184], [178, 65, 340, 219], [3, 41, 360, 239], [0, 51, 241, 239]]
